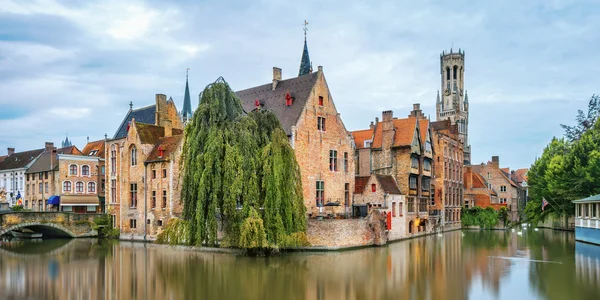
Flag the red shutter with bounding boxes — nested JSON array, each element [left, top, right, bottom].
[[372, 183, 376, 192], [386, 212, 392, 230]]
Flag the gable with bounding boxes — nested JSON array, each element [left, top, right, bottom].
[[410, 127, 421, 154], [114, 105, 157, 139]]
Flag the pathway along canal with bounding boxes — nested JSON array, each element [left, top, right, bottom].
[[0, 227, 598, 300]]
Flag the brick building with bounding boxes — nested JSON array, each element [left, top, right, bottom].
[[82, 139, 106, 212], [236, 63, 355, 217], [105, 94, 185, 240], [463, 166, 503, 210], [353, 106, 434, 235], [24, 143, 84, 211], [470, 156, 520, 221], [431, 118, 464, 230]]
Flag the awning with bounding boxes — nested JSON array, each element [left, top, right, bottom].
[[47, 195, 60, 205], [59, 195, 100, 206]]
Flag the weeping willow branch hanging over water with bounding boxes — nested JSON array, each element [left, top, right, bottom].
[[170, 77, 306, 249]]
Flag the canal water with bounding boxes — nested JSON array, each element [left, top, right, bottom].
[[0, 227, 598, 300]]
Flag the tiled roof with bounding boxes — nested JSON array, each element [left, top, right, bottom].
[[371, 118, 417, 149], [376, 174, 402, 195], [0, 155, 6, 163], [82, 140, 105, 158], [135, 122, 165, 145], [513, 168, 528, 183], [172, 128, 184, 136], [146, 135, 184, 163], [417, 118, 429, 146], [464, 170, 497, 196], [354, 176, 370, 194], [25, 146, 82, 174], [113, 105, 156, 139], [352, 129, 373, 149], [501, 167, 510, 174], [0, 148, 44, 171], [236, 72, 319, 136]]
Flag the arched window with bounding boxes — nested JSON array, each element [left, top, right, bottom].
[[88, 182, 96, 193], [69, 164, 78, 176], [131, 146, 137, 166], [63, 181, 72, 192], [453, 65, 458, 79], [446, 67, 450, 80], [409, 220, 414, 234], [82, 165, 90, 176], [110, 144, 117, 173], [75, 181, 84, 193]]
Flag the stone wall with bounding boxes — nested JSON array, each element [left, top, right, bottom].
[[0, 212, 102, 237], [307, 219, 375, 248]]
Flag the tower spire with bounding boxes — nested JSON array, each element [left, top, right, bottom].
[[182, 68, 192, 123], [298, 20, 312, 76]]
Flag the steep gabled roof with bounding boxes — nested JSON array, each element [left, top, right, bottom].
[[114, 105, 156, 139], [146, 135, 184, 163], [0, 155, 6, 163], [236, 72, 319, 136], [135, 122, 165, 145], [375, 174, 402, 195], [82, 140, 106, 159], [417, 118, 429, 146], [354, 176, 370, 194], [352, 129, 374, 149], [25, 146, 82, 174], [0, 148, 44, 171], [512, 168, 528, 183], [371, 118, 418, 149]]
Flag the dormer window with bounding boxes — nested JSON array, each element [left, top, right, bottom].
[[158, 145, 164, 158], [285, 93, 293, 106], [318, 96, 324, 106], [371, 183, 376, 192], [364, 140, 372, 148]]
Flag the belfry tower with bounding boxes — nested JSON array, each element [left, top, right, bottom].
[[436, 48, 471, 164]]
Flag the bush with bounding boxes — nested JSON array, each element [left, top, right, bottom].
[[10, 205, 31, 212], [92, 215, 120, 239], [239, 208, 268, 250], [461, 206, 500, 229]]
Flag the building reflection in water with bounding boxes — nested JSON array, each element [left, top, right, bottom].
[[0, 229, 598, 300]]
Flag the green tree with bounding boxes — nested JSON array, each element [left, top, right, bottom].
[[561, 94, 599, 142]]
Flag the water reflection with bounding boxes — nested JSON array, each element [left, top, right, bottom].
[[0, 229, 598, 300]]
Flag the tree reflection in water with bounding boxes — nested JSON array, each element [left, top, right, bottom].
[[0, 229, 598, 300]]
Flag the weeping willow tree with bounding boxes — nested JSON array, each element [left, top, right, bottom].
[[172, 77, 306, 249]]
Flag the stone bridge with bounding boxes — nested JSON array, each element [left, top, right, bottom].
[[0, 212, 104, 238]]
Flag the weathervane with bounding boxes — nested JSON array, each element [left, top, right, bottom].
[[303, 19, 309, 39]]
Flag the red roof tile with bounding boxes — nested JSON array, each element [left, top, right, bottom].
[[354, 176, 370, 194], [371, 118, 417, 149], [352, 129, 373, 149], [417, 118, 429, 145], [82, 140, 105, 158], [146, 135, 184, 163]]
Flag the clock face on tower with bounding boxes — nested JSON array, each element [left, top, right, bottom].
[[444, 89, 450, 96]]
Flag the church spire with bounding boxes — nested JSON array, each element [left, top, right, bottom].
[[298, 20, 312, 76], [182, 68, 192, 123]]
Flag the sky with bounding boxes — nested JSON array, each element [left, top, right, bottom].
[[0, 0, 598, 169]]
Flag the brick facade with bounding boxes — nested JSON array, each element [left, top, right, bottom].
[[463, 166, 504, 210], [469, 156, 519, 220]]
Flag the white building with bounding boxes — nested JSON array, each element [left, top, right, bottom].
[[0, 145, 46, 206]]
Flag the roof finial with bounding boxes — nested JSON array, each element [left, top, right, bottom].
[[303, 19, 309, 40], [129, 101, 133, 110], [182, 68, 192, 123], [298, 19, 312, 76], [186, 67, 190, 81]]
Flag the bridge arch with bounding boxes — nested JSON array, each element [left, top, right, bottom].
[[0, 222, 77, 238]]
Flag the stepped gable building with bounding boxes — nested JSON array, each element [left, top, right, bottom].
[[436, 48, 471, 165], [463, 166, 502, 210], [105, 94, 185, 240], [470, 156, 521, 221], [82, 139, 106, 212], [236, 35, 355, 217], [431, 118, 464, 230], [354, 105, 434, 235], [0, 146, 45, 206]]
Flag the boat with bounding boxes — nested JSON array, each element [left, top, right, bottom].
[[10, 230, 43, 239], [572, 194, 600, 245]]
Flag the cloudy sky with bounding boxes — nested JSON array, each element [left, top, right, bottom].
[[1, 0, 598, 169]]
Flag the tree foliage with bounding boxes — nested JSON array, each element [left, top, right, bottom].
[[461, 207, 501, 229], [528, 95, 600, 223], [174, 77, 306, 249]]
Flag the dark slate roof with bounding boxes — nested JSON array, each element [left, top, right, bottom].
[[182, 78, 192, 120], [113, 105, 156, 139], [146, 135, 184, 163], [25, 146, 82, 174], [298, 39, 311, 76], [0, 148, 44, 171], [235, 72, 319, 135], [375, 174, 402, 195]]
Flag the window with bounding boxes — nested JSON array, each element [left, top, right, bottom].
[[45, 182, 48, 193], [162, 190, 167, 208], [101, 179, 105, 192], [344, 152, 348, 172], [392, 202, 396, 217], [162, 169, 167, 178], [63, 181, 72, 192], [315, 181, 324, 207], [157, 220, 163, 226], [130, 219, 137, 229], [453, 65, 458, 80], [578, 204, 583, 217], [32, 173, 36, 180], [408, 198, 415, 213], [27, 174, 30, 181], [500, 185, 506, 192], [422, 177, 430, 191], [329, 150, 338, 171], [69, 164, 78, 176], [75, 182, 84, 193], [111, 179, 116, 203], [592, 203, 597, 218], [111, 145, 117, 174], [487, 172, 491, 179], [101, 166, 105, 175], [26, 184, 29, 195], [409, 176, 417, 189], [151, 191, 156, 208], [318, 96, 324, 106], [111, 215, 116, 228], [130, 183, 138, 208], [424, 159, 432, 172], [152, 170, 156, 179], [88, 182, 96, 193], [39, 172, 43, 180], [317, 117, 326, 131], [425, 140, 432, 153], [82, 165, 90, 176], [38, 183, 42, 193], [500, 198, 507, 204], [344, 183, 349, 206], [131, 147, 137, 166], [446, 67, 450, 81], [411, 157, 419, 169], [399, 202, 403, 216], [44, 172, 48, 180], [371, 183, 376, 192]]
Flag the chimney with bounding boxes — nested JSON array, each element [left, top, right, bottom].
[[163, 119, 173, 137], [382, 110, 393, 122], [375, 117, 379, 124], [45, 142, 54, 151], [7, 148, 15, 156], [87, 136, 89, 143], [369, 121, 374, 130], [317, 66, 323, 72], [155, 94, 167, 126], [381, 111, 395, 150], [409, 103, 423, 118], [272, 67, 282, 90], [491, 156, 499, 168]]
